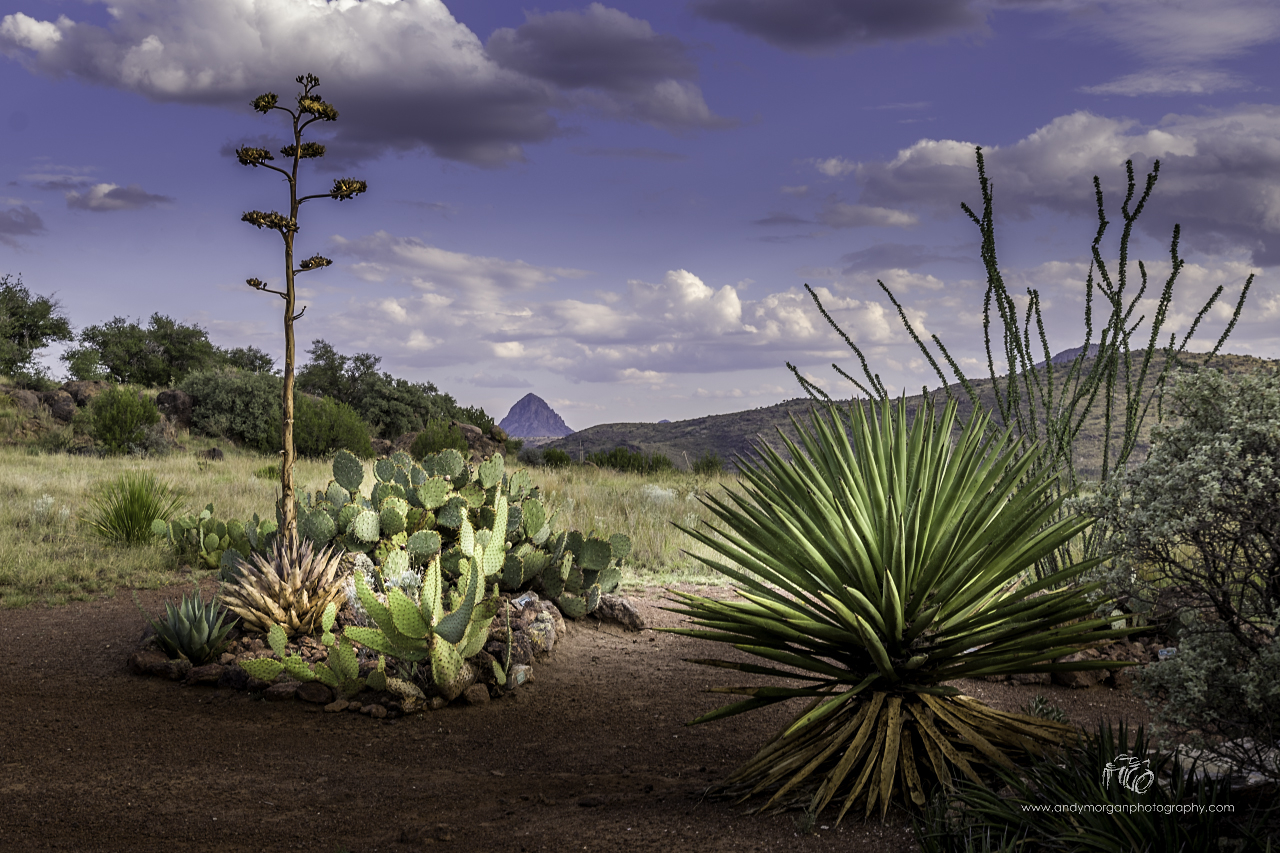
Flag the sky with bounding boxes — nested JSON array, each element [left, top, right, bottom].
[[1, 0, 1277, 431]]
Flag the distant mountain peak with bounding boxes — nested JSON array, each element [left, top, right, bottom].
[[499, 393, 573, 438]]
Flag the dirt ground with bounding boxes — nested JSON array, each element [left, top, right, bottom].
[[0, 582, 1155, 853]]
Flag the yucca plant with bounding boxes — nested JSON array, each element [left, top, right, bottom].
[[219, 537, 347, 637], [148, 588, 237, 665], [665, 397, 1134, 821], [83, 470, 183, 545]]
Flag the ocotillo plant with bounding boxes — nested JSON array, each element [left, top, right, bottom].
[[236, 73, 367, 545], [788, 147, 1254, 578]]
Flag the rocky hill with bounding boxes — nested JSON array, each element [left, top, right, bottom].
[[499, 393, 574, 439], [543, 351, 1276, 474]]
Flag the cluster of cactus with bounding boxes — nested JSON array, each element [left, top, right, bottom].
[[344, 498, 506, 700], [146, 588, 238, 666], [238, 602, 388, 697], [151, 504, 277, 577], [298, 448, 629, 619]]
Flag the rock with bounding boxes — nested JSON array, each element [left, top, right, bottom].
[[527, 616, 556, 656], [184, 664, 226, 686], [324, 699, 348, 713], [217, 665, 252, 691], [127, 649, 169, 676], [1052, 649, 1106, 689], [536, 601, 565, 635], [508, 664, 533, 687], [39, 390, 76, 422], [430, 696, 448, 711], [363, 704, 388, 719], [1010, 672, 1051, 686], [371, 438, 393, 457], [296, 682, 333, 704], [489, 424, 508, 442], [154, 389, 192, 428], [5, 388, 40, 412], [218, 653, 235, 666], [1107, 665, 1140, 690], [591, 595, 646, 631], [461, 684, 490, 705], [62, 380, 110, 407], [263, 681, 299, 701]]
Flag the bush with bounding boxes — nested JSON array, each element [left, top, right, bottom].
[[91, 386, 161, 454], [1083, 367, 1280, 782], [690, 450, 723, 475], [586, 445, 673, 474], [181, 368, 282, 453], [542, 447, 572, 468], [914, 721, 1268, 853], [83, 471, 183, 546], [288, 395, 373, 459], [409, 418, 469, 458]]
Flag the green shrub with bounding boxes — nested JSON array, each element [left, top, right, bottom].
[[586, 445, 673, 474], [253, 463, 280, 480], [914, 721, 1269, 853], [288, 395, 373, 459], [91, 386, 161, 454], [409, 418, 469, 458], [83, 471, 183, 546], [689, 450, 723, 475], [542, 447, 572, 468], [1083, 367, 1280, 782], [181, 368, 282, 453]]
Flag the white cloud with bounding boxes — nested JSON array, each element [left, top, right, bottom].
[[65, 182, 172, 211], [1081, 68, 1251, 96], [812, 157, 858, 177], [0, 0, 726, 166], [332, 232, 586, 294], [817, 201, 918, 229], [852, 106, 1280, 265]]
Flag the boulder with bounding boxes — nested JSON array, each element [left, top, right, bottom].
[[591, 595, 645, 631], [183, 664, 226, 686], [5, 388, 40, 412], [39, 389, 76, 422], [263, 681, 299, 701], [461, 684, 490, 706], [62, 380, 110, 407], [155, 389, 192, 429], [296, 682, 333, 704], [1052, 648, 1106, 689]]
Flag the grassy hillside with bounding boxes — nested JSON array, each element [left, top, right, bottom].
[[546, 352, 1277, 478]]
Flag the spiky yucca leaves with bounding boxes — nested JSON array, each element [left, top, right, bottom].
[[665, 397, 1135, 820], [219, 537, 347, 637], [148, 588, 237, 665]]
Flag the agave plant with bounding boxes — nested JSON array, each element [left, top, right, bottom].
[[148, 588, 237, 665], [219, 536, 347, 637], [666, 397, 1133, 821]]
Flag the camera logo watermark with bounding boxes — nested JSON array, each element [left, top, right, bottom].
[[1103, 753, 1155, 794]]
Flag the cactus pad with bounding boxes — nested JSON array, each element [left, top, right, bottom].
[[326, 480, 351, 508], [374, 458, 396, 483], [407, 529, 442, 558], [477, 454, 504, 490], [379, 497, 409, 535], [333, 449, 364, 493], [416, 478, 451, 510], [388, 587, 429, 638], [580, 537, 612, 572], [557, 591, 588, 620], [351, 509, 380, 543]]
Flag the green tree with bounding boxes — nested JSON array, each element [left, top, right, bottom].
[[71, 314, 221, 386], [792, 149, 1253, 578], [296, 338, 488, 439], [220, 345, 276, 374], [0, 274, 73, 381], [1083, 367, 1280, 782], [236, 74, 367, 545]]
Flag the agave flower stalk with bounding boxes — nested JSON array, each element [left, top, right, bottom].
[[665, 397, 1135, 820]]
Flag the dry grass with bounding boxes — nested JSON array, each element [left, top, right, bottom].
[[0, 432, 747, 607]]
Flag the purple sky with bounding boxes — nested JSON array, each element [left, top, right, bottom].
[[1, 0, 1276, 430]]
